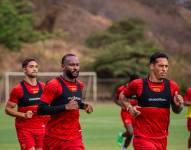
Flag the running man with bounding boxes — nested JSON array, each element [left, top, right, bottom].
[[5, 58, 49, 150], [114, 74, 139, 150], [184, 87, 191, 150], [119, 52, 183, 150], [37, 53, 93, 150]]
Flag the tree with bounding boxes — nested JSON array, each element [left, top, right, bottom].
[[0, 0, 43, 50], [86, 18, 159, 78]]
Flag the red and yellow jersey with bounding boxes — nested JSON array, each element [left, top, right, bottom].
[[123, 78, 179, 139], [41, 76, 84, 140], [8, 81, 49, 129]]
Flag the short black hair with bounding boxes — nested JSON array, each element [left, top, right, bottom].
[[149, 52, 168, 64], [61, 53, 76, 64], [22, 58, 37, 68]]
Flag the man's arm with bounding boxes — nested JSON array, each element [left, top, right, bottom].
[[5, 102, 33, 119], [119, 92, 141, 117], [5, 86, 33, 119], [118, 79, 143, 117], [171, 91, 184, 114], [113, 85, 126, 107], [37, 100, 79, 115], [37, 99, 93, 115]]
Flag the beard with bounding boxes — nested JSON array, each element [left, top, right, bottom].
[[159, 74, 167, 80], [27, 72, 37, 78], [65, 70, 79, 79]]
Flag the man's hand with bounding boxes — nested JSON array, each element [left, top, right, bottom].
[[84, 104, 93, 114], [128, 105, 141, 118], [172, 91, 184, 114], [65, 100, 79, 110], [24, 110, 33, 119], [173, 91, 184, 107]]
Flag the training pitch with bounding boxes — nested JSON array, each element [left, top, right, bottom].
[[0, 103, 188, 150]]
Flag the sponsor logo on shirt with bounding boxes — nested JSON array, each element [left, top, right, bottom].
[[148, 98, 167, 102], [29, 97, 40, 101], [68, 96, 81, 101]]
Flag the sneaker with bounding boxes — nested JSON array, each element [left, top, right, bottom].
[[117, 132, 123, 146], [121, 147, 126, 150]]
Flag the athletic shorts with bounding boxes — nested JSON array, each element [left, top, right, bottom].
[[187, 118, 191, 131], [133, 136, 167, 150], [43, 135, 85, 150], [16, 128, 45, 150], [121, 109, 133, 127]]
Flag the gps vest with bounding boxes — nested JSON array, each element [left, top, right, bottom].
[[137, 78, 172, 108], [18, 81, 43, 107], [51, 77, 82, 106]]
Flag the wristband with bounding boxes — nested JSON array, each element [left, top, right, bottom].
[[79, 102, 85, 109]]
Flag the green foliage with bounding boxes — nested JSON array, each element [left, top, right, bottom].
[[86, 18, 158, 78], [0, 0, 49, 50], [86, 18, 145, 49]]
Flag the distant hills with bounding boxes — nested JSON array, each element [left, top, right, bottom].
[[32, 0, 191, 56], [0, 0, 191, 86]]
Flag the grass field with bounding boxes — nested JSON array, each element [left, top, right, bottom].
[[0, 103, 189, 150]]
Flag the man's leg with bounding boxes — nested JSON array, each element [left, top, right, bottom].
[[120, 110, 134, 149], [16, 128, 35, 150], [34, 130, 45, 150], [188, 133, 191, 150], [188, 118, 191, 150], [122, 123, 133, 149]]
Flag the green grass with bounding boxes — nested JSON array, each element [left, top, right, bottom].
[[0, 103, 189, 150]]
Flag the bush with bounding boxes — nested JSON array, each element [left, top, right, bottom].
[[85, 18, 159, 78], [0, 0, 48, 50]]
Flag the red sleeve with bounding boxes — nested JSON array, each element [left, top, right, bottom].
[[184, 87, 191, 102], [123, 79, 143, 98], [169, 80, 179, 97], [8, 84, 23, 104], [40, 79, 61, 104], [115, 85, 126, 99]]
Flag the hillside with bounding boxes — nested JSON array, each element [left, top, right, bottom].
[[62, 0, 191, 55], [31, 0, 191, 84], [1, 0, 191, 68], [0, 0, 191, 97]]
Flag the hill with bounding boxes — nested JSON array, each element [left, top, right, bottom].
[[0, 0, 191, 100]]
